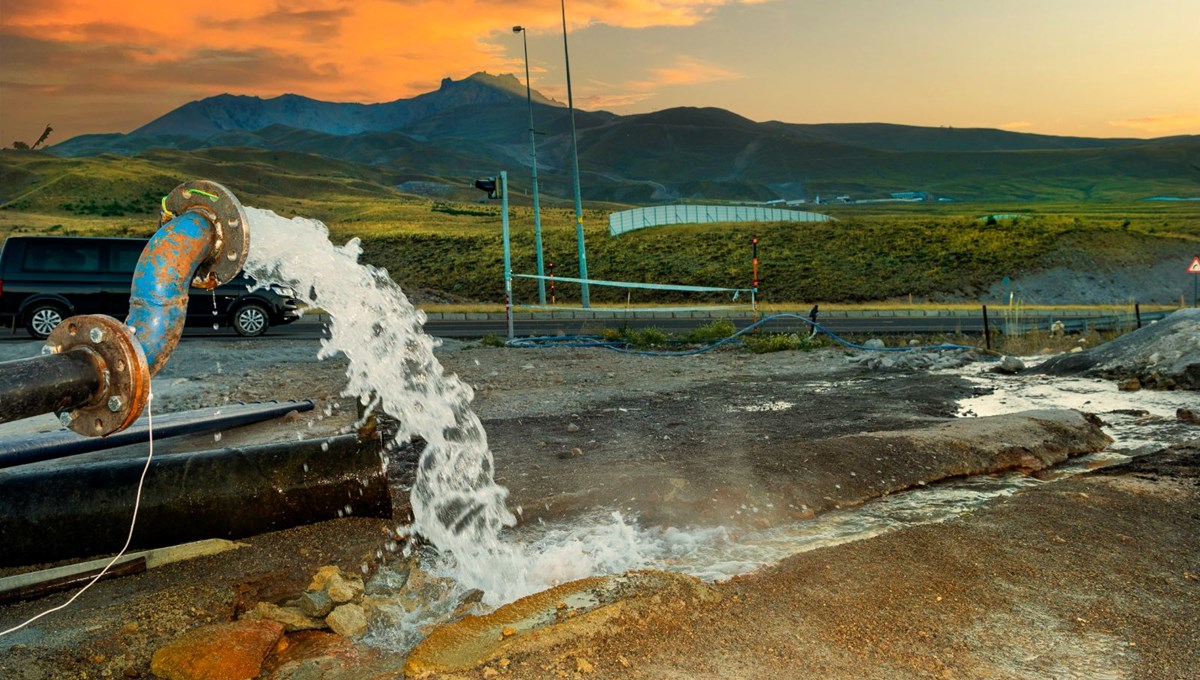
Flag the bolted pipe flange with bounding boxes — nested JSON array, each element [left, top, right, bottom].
[[161, 179, 250, 290], [48, 314, 150, 437]]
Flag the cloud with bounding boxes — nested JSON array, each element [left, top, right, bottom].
[[641, 56, 742, 88], [1109, 113, 1200, 135], [1, 0, 764, 138], [561, 56, 743, 111]]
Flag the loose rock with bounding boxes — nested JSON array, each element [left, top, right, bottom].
[[296, 590, 334, 618], [241, 602, 325, 632], [325, 603, 370, 639], [307, 565, 341, 592], [325, 573, 365, 604], [150, 620, 283, 680], [993, 355, 1026, 374]]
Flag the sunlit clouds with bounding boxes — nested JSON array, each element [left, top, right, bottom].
[[0, 0, 758, 138], [0, 0, 1197, 141], [1109, 114, 1200, 136]]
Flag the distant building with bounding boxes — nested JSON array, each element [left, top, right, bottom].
[[890, 191, 929, 201]]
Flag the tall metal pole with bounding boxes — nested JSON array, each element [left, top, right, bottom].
[[560, 0, 590, 307], [500, 171, 514, 339], [514, 26, 547, 305]]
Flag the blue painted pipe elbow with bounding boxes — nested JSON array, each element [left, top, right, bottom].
[[125, 211, 214, 376]]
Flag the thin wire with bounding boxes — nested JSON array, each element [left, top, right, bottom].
[[0, 389, 156, 637]]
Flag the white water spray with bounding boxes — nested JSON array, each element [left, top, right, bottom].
[[242, 208, 642, 603]]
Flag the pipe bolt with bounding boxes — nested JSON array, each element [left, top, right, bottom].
[[107, 396, 124, 413], [89, 327, 105, 344], [59, 412, 74, 427]]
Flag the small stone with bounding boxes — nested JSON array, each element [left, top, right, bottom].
[[325, 573, 364, 604], [150, 620, 283, 680], [1177, 408, 1199, 424], [566, 422, 580, 433], [326, 603, 369, 638], [501, 626, 517, 638], [993, 355, 1025, 374], [557, 447, 584, 460], [864, 338, 885, 349], [242, 601, 325, 632], [298, 589, 334, 618], [1118, 377, 1142, 392], [483, 668, 500, 678], [576, 657, 594, 673], [499, 658, 511, 668], [307, 565, 341, 592]]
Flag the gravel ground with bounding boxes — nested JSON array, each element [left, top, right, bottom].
[[1, 332, 1197, 679]]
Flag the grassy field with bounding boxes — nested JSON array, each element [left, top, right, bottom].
[[2, 149, 1198, 306]]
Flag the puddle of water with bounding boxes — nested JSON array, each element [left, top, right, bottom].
[[728, 400, 795, 413], [950, 358, 1195, 453]]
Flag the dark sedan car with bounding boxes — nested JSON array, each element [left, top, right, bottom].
[[0, 236, 300, 339]]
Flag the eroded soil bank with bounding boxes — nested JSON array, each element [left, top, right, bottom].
[[0, 339, 1196, 679], [409, 442, 1200, 680]]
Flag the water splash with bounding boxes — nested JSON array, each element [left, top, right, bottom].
[[242, 208, 521, 595]]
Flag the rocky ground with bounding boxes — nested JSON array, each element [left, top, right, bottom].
[[0, 321, 1197, 679]]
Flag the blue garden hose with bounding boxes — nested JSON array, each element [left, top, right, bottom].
[[505, 313, 977, 356]]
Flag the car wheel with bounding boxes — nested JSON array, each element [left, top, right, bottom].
[[232, 303, 270, 337], [25, 303, 67, 340]]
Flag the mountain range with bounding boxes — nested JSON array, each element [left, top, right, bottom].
[[48, 72, 1200, 203]]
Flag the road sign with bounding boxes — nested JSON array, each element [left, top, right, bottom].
[[1189, 256, 1200, 274]]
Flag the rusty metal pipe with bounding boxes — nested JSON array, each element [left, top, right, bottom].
[[0, 181, 250, 437], [125, 210, 214, 376]]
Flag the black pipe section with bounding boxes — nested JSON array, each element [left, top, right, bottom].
[[0, 400, 314, 470], [0, 350, 100, 425], [0, 433, 391, 568]]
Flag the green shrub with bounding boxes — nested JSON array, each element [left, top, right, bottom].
[[479, 334, 505, 348], [743, 332, 821, 353], [625, 326, 668, 348], [684, 319, 737, 344]]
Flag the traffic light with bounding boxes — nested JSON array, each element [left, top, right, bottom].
[[474, 177, 499, 200]]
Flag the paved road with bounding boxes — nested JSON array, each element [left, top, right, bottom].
[[0, 310, 1163, 343]]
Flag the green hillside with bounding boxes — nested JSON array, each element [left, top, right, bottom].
[[2, 149, 1197, 305]]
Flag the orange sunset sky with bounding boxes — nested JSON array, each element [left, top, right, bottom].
[[1, 0, 1198, 145]]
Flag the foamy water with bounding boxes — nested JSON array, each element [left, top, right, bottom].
[[242, 208, 637, 604], [242, 208, 1189, 645]]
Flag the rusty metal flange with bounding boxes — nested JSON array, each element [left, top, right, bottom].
[[48, 315, 150, 437], [161, 179, 250, 290]]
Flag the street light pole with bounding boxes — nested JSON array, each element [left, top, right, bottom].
[[513, 26, 546, 305], [560, 0, 590, 307]]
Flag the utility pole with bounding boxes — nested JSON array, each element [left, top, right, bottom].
[[560, 0, 590, 307], [500, 171, 513, 339], [513, 26, 546, 305]]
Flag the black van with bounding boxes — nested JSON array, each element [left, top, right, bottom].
[[0, 236, 300, 339]]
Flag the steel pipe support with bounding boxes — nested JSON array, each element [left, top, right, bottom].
[[0, 350, 101, 425], [0, 432, 391, 567]]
